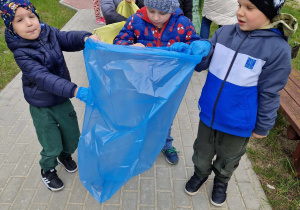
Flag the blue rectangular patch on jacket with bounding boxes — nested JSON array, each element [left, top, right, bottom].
[[245, 57, 256, 70]]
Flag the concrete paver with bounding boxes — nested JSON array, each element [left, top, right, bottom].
[[0, 2, 272, 209]]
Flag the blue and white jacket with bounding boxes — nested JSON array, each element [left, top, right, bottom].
[[196, 24, 293, 137]]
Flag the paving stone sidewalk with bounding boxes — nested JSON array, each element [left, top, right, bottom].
[[0, 8, 272, 210]]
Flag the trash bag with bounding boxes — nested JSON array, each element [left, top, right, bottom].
[[78, 39, 203, 203], [93, 1, 139, 44]]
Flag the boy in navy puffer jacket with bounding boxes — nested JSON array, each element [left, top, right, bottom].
[[171, 0, 297, 206], [0, 0, 99, 191], [113, 0, 201, 165]]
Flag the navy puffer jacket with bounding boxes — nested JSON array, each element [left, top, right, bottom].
[[5, 23, 92, 107]]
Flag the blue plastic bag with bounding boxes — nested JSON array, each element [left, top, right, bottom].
[[79, 39, 203, 203]]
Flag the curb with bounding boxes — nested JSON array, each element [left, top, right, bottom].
[[59, 0, 79, 11]]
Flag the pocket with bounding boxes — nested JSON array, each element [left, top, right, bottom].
[[220, 148, 246, 176]]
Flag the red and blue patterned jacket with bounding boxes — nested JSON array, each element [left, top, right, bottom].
[[113, 7, 200, 47]]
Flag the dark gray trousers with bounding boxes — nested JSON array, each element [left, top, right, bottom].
[[192, 120, 249, 183]]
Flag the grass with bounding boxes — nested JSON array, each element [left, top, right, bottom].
[[247, 112, 300, 209], [202, 0, 300, 208], [0, 0, 76, 91]]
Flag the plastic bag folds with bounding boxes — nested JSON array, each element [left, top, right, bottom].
[[78, 39, 203, 203]]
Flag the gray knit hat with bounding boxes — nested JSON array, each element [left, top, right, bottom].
[[144, 0, 179, 14]]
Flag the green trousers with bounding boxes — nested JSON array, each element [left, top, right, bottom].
[[30, 100, 80, 172], [192, 120, 249, 183]]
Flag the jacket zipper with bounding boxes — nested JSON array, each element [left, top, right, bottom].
[[38, 38, 60, 104], [38, 39, 59, 71], [210, 33, 249, 128], [155, 19, 170, 47]]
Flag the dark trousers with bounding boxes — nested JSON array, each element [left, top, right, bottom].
[[30, 100, 80, 172], [192, 120, 249, 183]]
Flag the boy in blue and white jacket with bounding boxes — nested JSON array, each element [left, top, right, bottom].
[[171, 0, 297, 206]]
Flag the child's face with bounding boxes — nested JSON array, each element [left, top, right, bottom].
[[146, 7, 171, 29], [12, 7, 40, 40], [237, 0, 270, 31]]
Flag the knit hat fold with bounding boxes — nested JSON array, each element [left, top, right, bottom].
[[144, 0, 179, 14], [0, 0, 39, 34], [249, 0, 285, 20]]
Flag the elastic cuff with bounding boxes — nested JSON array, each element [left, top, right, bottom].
[[252, 128, 269, 136]]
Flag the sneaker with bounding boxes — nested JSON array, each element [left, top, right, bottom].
[[96, 17, 106, 24], [41, 169, 64, 191], [161, 146, 179, 164], [57, 156, 78, 173], [185, 173, 208, 195], [211, 178, 228, 207]]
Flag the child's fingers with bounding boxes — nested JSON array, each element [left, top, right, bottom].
[[131, 43, 145, 47], [89, 34, 101, 41], [252, 132, 267, 139]]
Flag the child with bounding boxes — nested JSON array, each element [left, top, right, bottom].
[[0, 0, 99, 191], [93, 0, 106, 24], [101, 0, 144, 25], [113, 0, 201, 164], [171, 0, 297, 206]]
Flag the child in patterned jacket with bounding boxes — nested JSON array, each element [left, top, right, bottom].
[[113, 0, 201, 165]]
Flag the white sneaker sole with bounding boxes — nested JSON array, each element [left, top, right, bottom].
[[211, 199, 226, 207], [41, 175, 64, 191], [165, 157, 178, 165], [184, 180, 207, 196], [57, 157, 78, 173]]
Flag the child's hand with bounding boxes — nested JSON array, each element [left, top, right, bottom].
[[131, 43, 145, 47], [170, 43, 191, 54], [190, 41, 211, 57], [75, 87, 89, 103], [252, 132, 267, 139], [84, 35, 100, 42], [125, 0, 135, 3]]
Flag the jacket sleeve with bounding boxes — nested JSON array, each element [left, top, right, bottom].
[[253, 46, 291, 136], [101, 0, 127, 24], [113, 16, 136, 45], [52, 27, 92, 52], [194, 27, 221, 72], [180, 0, 193, 21], [14, 50, 77, 98]]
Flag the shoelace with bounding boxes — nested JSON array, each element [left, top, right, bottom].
[[166, 147, 179, 154]]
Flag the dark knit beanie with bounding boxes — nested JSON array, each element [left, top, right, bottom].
[[0, 0, 39, 34], [144, 0, 179, 14], [249, 0, 285, 20]]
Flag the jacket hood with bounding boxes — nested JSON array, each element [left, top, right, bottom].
[[136, 6, 184, 25], [261, 13, 298, 37], [5, 22, 50, 52]]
